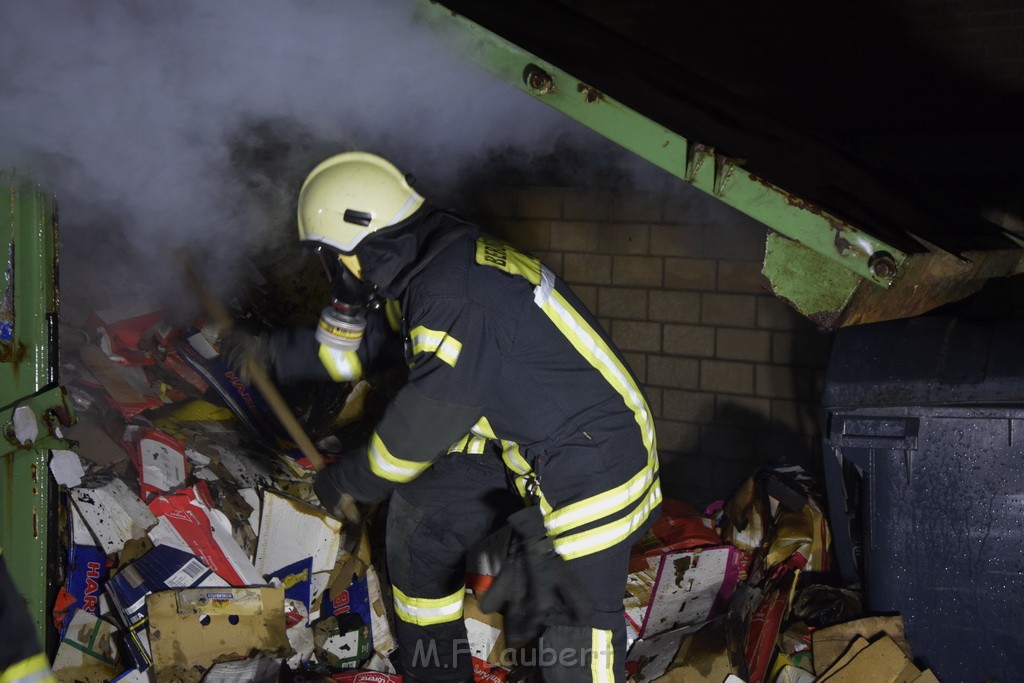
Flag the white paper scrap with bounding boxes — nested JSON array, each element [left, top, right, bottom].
[[12, 405, 38, 444], [50, 450, 86, 487]]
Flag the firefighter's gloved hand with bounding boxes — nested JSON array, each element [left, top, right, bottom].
[[313, 460, 362, 524], [480, 506, 592, 645], [219, 330, 272, 385]]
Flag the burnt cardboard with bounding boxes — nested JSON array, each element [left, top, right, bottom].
[[147, 586, 289, 682]]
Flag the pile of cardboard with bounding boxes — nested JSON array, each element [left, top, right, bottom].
[[46, 302, 945, 682], [50, 302, 398, 682], [621, 466, 943, 683]]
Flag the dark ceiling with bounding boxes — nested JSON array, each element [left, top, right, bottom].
[[437, 0, 1024, 255]]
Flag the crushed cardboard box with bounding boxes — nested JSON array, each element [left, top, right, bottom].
[[147, 586, 289, 681]]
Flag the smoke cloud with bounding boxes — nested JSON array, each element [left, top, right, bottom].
[[0, 0, 636, 319]]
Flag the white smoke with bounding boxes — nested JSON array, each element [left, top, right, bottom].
[[0, 0, 628, 316]]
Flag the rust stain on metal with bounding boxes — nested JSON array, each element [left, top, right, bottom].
[[748, 171, 854, 234], [576, 82, 604, 103], [3, 423, 18, 446], [0, 340, 27, 365], [523, 64, 554, 94], [834, 232, 851, 255], [687, 143, 713, 183], [773, 289, 841, 330], [807, 309, 841, 329]]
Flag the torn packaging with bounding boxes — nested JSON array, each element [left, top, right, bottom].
[[625, 545, 748, 639], [315, 618, 372, 668], [69, 476, 157, 555], [815, 635, 931, 683], [811, 615, 913, 675], [130, 428, 190, 500], [147, 586, 289, 682], [54, 543, 109, 634], [255, 489, 344, 612], [52, 610, 122, 683], [147, 481, 263, 586], [63, 420, 129, 467], [86, 303, 165, 362], [744, 571, 799, 683], [106, 544, 226, 629], [175, 331, 283, 444], [77, 344, 163, 419]]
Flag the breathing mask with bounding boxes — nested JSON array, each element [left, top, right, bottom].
[[315, 247, 379, 352]]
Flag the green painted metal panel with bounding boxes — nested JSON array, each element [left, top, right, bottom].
[[417, 0, 904, 288], [763, 233, 860, 328], [1, 174, 66, 652]]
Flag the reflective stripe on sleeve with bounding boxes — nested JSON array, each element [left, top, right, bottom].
[[367, 432, 432, 483], [318, 345, 363, 382], [0, 654, 55, 683], [410, 325, 463, 367], [590, 629, 614, 683], [553, 479, 662, 561], [392, 586, 465, 626]]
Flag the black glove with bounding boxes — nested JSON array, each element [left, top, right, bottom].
[[313, 460, 362, 524], [218, 329, 272, 384], [480, 506, 592, 645]]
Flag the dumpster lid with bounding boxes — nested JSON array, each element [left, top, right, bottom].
[[822, 316, 1024, 408]]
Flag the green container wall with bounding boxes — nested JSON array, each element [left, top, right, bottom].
[[1, 175, 66, 653]]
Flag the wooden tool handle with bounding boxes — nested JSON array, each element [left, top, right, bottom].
[[181, 256, 326, 472]]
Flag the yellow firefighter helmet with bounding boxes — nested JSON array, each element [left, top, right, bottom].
[[297, 152, 425, 254]]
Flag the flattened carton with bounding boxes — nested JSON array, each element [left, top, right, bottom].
[[147, 586, 289, 683], [106, 544, 224, 629], [625, 545, 747, 639]]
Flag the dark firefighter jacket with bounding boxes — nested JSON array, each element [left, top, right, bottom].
[[327, 208, 661, 561]]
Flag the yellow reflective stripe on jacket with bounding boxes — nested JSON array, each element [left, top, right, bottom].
[[465, 435, 488, 454], [367, 432, 432, 483], [591, 629, 614, 683], [470, 416, 555, 512], [410, 325, 462, 367], [0, 654, 54, 683], [534, 268, 656, 457], [384, 299, 402, 332], [553, 480, 663, 560], [544, 456, 659, 536], [475, 236, 543, 285], [447, 434, 470, 454], [392, 586, 465, 626], [446, 434, 488, 455], [318, 345, 363, 382]]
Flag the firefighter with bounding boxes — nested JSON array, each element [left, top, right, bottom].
[[233, 151, 661, 682], [0, 551, 55, 683]]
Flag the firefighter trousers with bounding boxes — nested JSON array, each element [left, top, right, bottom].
[[386, 448, 639, 683]]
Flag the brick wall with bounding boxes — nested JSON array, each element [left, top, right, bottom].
[[469, 182, 833, 505]]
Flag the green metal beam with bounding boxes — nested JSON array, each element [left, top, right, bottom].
[[1, 174, 70, 652], [416, 0, 905, 289]]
